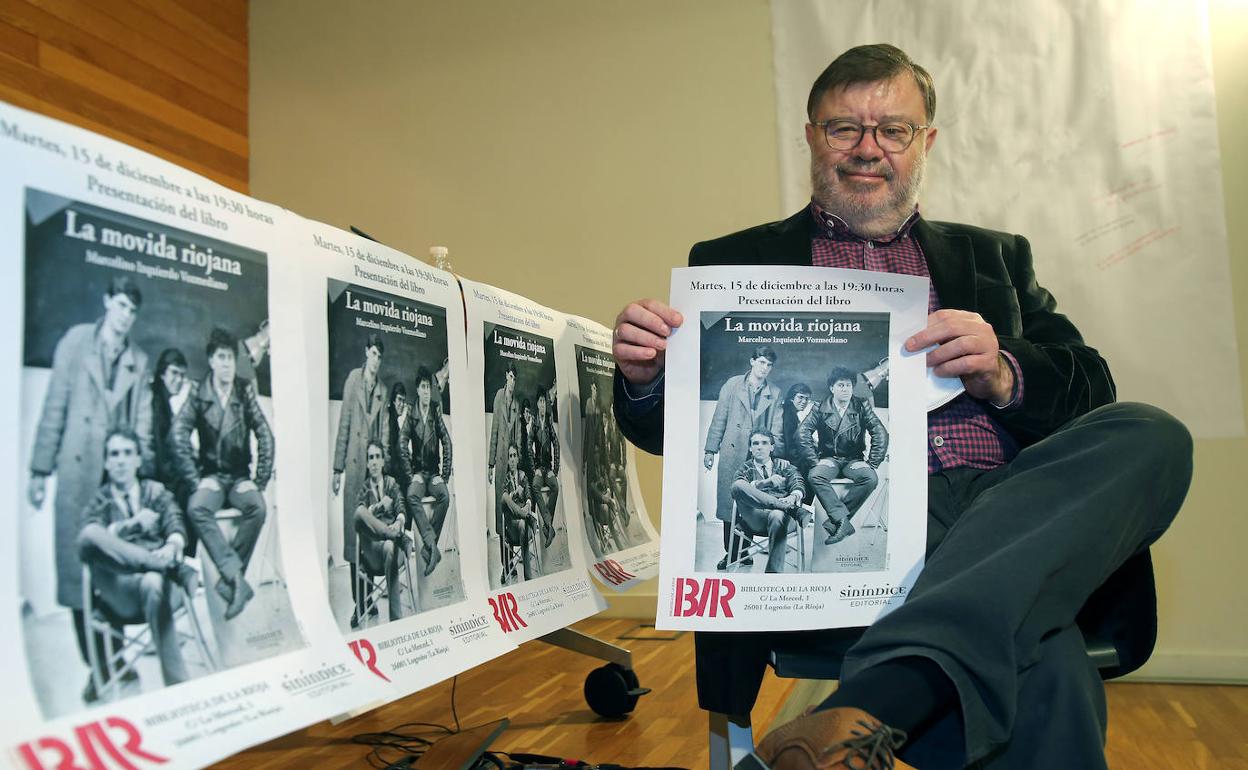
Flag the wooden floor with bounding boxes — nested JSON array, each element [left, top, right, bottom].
[[214, 618, 1248, 770]]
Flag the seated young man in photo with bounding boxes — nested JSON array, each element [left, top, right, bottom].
[[587, 457, 626, 554], [174, 327, 274, 622], [77, 429, 198, 703], [727, 430, 807, 573], [354, 440, 411, 624], [529, 390, 560, 548], [399, 366, 451, 577], [799, 366, 888, 546], [500, 444, 541, 582]]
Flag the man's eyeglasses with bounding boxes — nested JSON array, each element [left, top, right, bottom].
[[813, 119, 930, 152]]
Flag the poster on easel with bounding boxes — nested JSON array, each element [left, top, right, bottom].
[[0, 101, 387, 769], [301, 221, 514, 695], [556, 316, 660, 591], [460, 279, 606, 641]]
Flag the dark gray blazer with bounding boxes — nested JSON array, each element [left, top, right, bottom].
[[613, 208, 1155, 716]]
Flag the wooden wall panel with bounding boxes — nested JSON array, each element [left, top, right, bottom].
[[0, 0, 248, 192]]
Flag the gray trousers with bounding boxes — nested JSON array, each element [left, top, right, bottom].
[[841, 403, 1192, 769], [78, 526, 188, 686]]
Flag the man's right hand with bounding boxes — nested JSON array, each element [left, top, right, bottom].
[[27, 475, 46, 509], [613, 299, 683, 386], [132, 507, 162, 533], [332, 472, 342, 495]]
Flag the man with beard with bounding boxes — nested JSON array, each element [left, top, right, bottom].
[[610, 44, 1192, 770]]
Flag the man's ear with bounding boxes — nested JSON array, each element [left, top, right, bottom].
[[804, 121, 819, 152]]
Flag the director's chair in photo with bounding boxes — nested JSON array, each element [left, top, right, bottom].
[[812, 457, 890, 550], [354, 531, 418, 627], [502, 502, 544, 584], [81, 562, 217, 702], [215, 503, 285, 588], [723, 500, 808, 573]]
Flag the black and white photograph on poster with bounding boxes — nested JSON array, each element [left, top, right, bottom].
[[695, 311, 890, 574], [326, 279, 467, 632], [555, 315, 661, 592], [482, 323, 572, 589], [657, 265, 929, 632], [17, 188, 305, 719], [573, 344, 653, 559]]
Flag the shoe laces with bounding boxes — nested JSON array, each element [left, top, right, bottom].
[[822, 719, 907, 770]]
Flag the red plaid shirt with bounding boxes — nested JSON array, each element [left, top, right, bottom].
[[809, 203, 1022, 473]]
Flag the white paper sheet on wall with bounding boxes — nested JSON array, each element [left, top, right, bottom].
[[770, 0, 1243, 437]]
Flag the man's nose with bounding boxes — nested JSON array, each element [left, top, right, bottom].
[[851, 128, 885, 161]]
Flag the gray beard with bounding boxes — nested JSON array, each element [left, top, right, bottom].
[[810, 151, 926, 239]]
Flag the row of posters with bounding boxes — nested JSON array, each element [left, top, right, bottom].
[[0, 101, 658, 769]]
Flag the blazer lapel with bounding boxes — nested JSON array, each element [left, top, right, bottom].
[[356, 370, 370, 414], [218, 380, 243, 439], [914, 219, 977, 313], [756, 209, 814, 266], [104, 345, 141, 412]]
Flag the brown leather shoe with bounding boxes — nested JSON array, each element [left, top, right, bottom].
[[756, 707, 912, 770]]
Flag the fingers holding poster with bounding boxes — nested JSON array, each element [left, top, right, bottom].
[[325, 279, 467, 633], [482, 322, 570, 589], [19, 188, 305, 720], [696, 311, 891, 575]]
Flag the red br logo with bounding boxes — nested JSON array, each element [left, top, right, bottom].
[[349, 638, 391, 682], [672, 577, 736, 618], [488, 592, 527, 633], [593, 559, 636, 586], [16, 716, 167, 769]]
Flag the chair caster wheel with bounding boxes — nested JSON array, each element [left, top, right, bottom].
[[584, 663, 650, 717]]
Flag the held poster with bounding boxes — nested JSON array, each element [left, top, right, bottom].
[[301, 221, 514, 695], [656, 266, 929, 631], [0, 102, 386, 769], [556, 316, 660, 591], [460, 280, 606, 641]]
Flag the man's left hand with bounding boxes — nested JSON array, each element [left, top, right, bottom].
[[906, 309, 1014, 406], [151, 543, 179, 565]]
